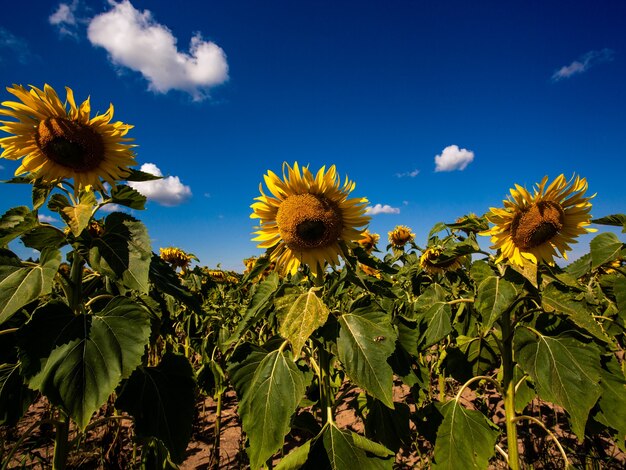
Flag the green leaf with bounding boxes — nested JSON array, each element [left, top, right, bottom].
[[148, 254, 201, 312], [0, 363, 34, 425], [124, 168, 163, 182], [61, 203, 93, 236], [237, 348, 308, 469], [32, 179, 54, 210], [88, 212, 151, 292], [414, 283, 447, 314], [226, 273, 279, 345], [0, 206, 38, 247], [542, 283, 612, 344], [21, 225, 67, 251], [469, 260, 494, 286], [419, 301, 452, 348], [590, 232, 623, 269], [514, 328, 601, 439], [323, 423, 393, 470], [18, 297, 151, 429], [0, 248, 61, 325], [565, 253, 592, 278], [364, 397, 411, 453], [594, 356, 626, 443], [276, 287, 330, 357], [275, 440, 312, 470], [116, 353, 196, 464], [109, 184, 147, 210], [592, 214, 626, 232], [475, 276, 517, 330], [615, 276, 626, 314], [337, 307, 397, 408], [432, 399, 499, 469]]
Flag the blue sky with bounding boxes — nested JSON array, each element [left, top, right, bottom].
[[1, 0, 625, 270]]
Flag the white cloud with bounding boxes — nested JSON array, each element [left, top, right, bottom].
[[87, 0, 228, 100], [0, 164, 4, 170], [49, 1, 80, 37], [434, 145, 474, 172], [0, 27, 37, 64], [395, 169, 420, 178], [99, 203, 125, 213], [38, 214, 58, 223], [128, 163, 192, 206], [366, 204, 400, 215], [551, 49, 614, 82]]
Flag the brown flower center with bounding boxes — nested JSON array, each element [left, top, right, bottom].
[[276, 193, 343, 250], [511, 200, 565, 249], [35, 118, 105, 171]]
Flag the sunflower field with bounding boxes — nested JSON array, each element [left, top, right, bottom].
[[1, 84, 625, 470]]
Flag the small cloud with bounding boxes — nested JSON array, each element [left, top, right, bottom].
[[99, 203, 126, 213], [128, 163, 192, 206], [396, 169, 420, 178], [0, 27, 37, 64], [204, 192, 211, 198], [551, 49, 614, 82], [38, 214, 58, 223], [0, 164, 4, 170], [49, 1, 81, 38], [366, 204, 400, 215], [434, 145, 474, 172], [87, 0, 229, 100]]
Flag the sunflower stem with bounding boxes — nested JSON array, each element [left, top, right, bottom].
[[68, 251, 84, 314], [500, 309, 520, 470], [318, 343, 334, 426], [52, 410, 70, 470]]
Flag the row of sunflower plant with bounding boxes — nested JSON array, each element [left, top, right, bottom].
[[0, 83, 625, 469]]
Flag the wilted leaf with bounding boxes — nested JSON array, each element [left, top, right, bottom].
[[514, 327, 601, 439], [116, 353, 196, 464], [432, 400, 499, 469], [337, 307, 396, 408], [0, 248, 61, 325], [276, 287, 329, 357]]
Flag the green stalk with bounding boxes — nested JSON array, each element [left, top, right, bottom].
[[500, 309, 520, 470], [214, 390, 223, 468], [68, 252, 84, 314], [52, 411, 70, 470], [318, 344, 334, 426]]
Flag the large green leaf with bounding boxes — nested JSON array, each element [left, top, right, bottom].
[[590, 232, 623, 269], [475, 276, 517, 330], [615, 276, 626, 316], [414, 283, 447, 315], [323, 423, 394, 470], [432, 399, 499, 469], [21, 225, 67, 251], [275, 440, 312, 470], [337, 307, 396, 408], [276, 287, 329, 357], [116, 353, 196, 464], [18, 297, 151, 429], [419, 302, 452, 348], [542, 283, 612, 344], [594, 356, 626, 444], [0, 248, 61, 325], [592, 214, 626, 232], [565, 253, 592, 278], [0, 206, 38, 247], [110, 184, 147, 210], [514, 328, 601, 439], [88, 212, 151, 292], [364, 397, 411, 453], [237, 348, 308, 469], [148, 254, 201, 313]]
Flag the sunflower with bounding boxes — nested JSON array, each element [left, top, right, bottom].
[[251, 162, 370, 277], [359, 263, 382, 279], [0, 84, 136, 190], [160, 247, 194, 271], [388, 225, 415, 249], [420, 247, 465, 275], [481, 174, 594, 266], [205, 269, 239, 284], [357, 230, 380, 253]]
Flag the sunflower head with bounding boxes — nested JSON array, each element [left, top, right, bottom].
[[419, 247, 466, 275], [205, 269, 239, 284], [251, 162, 370, 278], [388, 225, 415, 249], [357, 230, 380, 253], [160, 247, 194, 271], [481, 174, 595, 266], [0, 84, 136, 190], [358, 263, 382, 279]]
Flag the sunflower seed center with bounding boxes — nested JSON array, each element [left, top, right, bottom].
[[276, 194, 343, 250], [35, 118, 105, 171], [511, 200, 565, 249]]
